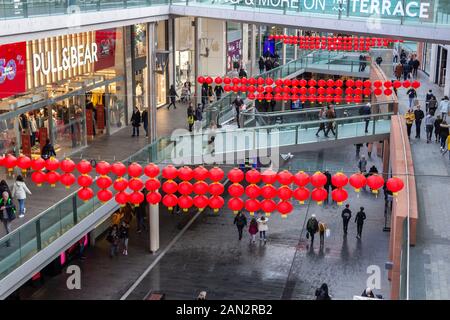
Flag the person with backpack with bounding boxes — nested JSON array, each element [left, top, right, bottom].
[[233, 211, 247, 240], [187, 104, 195, 132], [355, 207, 367, 239], [306, 214, 319, 246], [248, 218, 258, 244], [12, 175, 32, 218], [0, 191, 16, 246], [41, 138, 56, 160], [341, 204, 352, 235], [107, 224, 120, 257], [119, 221, 130, 256], [257, 215, 269, 243]]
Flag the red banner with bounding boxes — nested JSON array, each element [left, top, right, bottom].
[[96, 105, 105, 130], [0, 42, 27, 99], [94, 29, 117, 72], [21, 133, 31, 157], [39, 127, 48, 153], [86, 109, 94, 136]]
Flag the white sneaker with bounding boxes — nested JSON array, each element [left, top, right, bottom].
[[23, 208, 26, 213], [19, 214, 24, 218], [124, 250, 128, 256]]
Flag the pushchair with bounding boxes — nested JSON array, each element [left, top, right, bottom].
[[180, 87, 191, 103]]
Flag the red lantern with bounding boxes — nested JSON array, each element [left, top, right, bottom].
[[147, 191, 162, 205], [265, 77, 274, 86], [60, 173, 76, 189], [145, 178, 160, 191], [115, 191, 130, 207], [205, 77, 213, 85], [346, 79, 355, 87], [363, 80, 371, 88], [97, 189, 113, 203], [4, 155, 17, 173], [76, 159, 92, 175], [224, 77, 232, 85], [194, 181, 209, 195], [311, 172, 327, 188], [293, 187, 309, 204], [261, 169, 277, 185], [46, 171, 61, 187], [247, 93, 256, 100], [178, 195, 193, 212], [374, 88, 383, 96], [178, 166, 194, 181], [162, 180, 178, 194], [17, 156, 32, 174], [311, 188, 327, 205], [261, 185, 277, 199], [386, 176, 404, 196], [308, 79, 317, 87], [31, 171, 46, 187], [245, 198, 260, 216], [277, 200, 293, 218], [411, 80, 420, 89], [245, 169, 261, 184], [209, 196, 224, 213], [374, 80, 383, 88], [113, 178, 129, 192], [197, 76, 205, 84], [209, 182, 224, 196], [349, 173, 366, 192], [332, 188, 348, 206], [326, 79, 335, 87], [162, 194, 178, 210], [193, 166, 209, 181], [128, 178, 144, 191], [228, 183, 244, 197], [393, 80, 402, 89], [294, 171, 310, 187], [260, 199, 276, 217], [228, 197, 244, 214], [257, 77, 265, 86], [277, 170, 294, 185], [345, 95, 354, 104], [194, 195, 209, 211], [308, 87, 317, 95], [144, 163, 160, 178], [275, 79, 283, 87], [384, 80, 392, 88], [31, 158, 46, 171], [96, 176, 112, 189], [278, 186, 293, 200], [245, 184, 261, 198], [355, 80, 363, 88], [45, 157, 60, 171], [345, 87, 354, 95], [95, 161, 111, 176], [60, 158, 76, 173], [162, 165, 178, 180], [363, 88, 372, 97], [366, 174, 384, 194], [402, 80, 411, 88], [265, 93, 273, 101], [384, 88, 393, 96], [111, 162, 127, 177], [224, 85, 232, 92], [227, 168, 244, 184], [78, 187, 94, 202], [331, 172, 348, 188], [214, 76, 222, 85], [335, 79, 343, 87], [318, 79, 326, 87], [299, 79, 307, 87], [129, 191, 145, 206], [77, 175, 93, 188], [209, 167, 224, 182], [128, 162, 143, 178]]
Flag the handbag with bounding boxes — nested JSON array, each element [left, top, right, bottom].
[[325, 228, 331, 238]]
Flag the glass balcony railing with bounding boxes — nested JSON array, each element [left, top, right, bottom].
[[1, 0, 448, 28]]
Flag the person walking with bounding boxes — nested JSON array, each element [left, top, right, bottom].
[[412, 59, 420, 78], [194, 104, 203, 132], [428, 95, 438, 115], [12, 175, 31, 218], [323, 170, 332, 205], [375, 56, 383, 66], [404, 108, 415, 139], [403, 62, 411, 80], [168, 85, 178, 110], [141, 108, 148, 137], [257, 215, 269, 243], [367, 142, 373, 158], [258, 57, 265, 74], [318, 220, 327, 247], [306, 214, 319, 246], [425, 90, 434, 113], [214, 84, 224, 101], [232, 95, 244, 128], [394, 63, 403, 81], [359, 103, 372, 133], [355, 207, 366, 239], [233, 211, 247, 240], [106, 224, 120, 258], [406, 88, 417, 109], [238, 68, 247, 78], [341, 204, 352, 235], [41, 138, 56, 160], [434, 115, 442, 143], [425, 112, 436, 143], [439, 96, 449, 121], [187, 104, 195, 132], [315, 107, 327, 137], [0, 180, 12, 199], [440, 121, 450, 151], [358, 155, 367, 173], [359, 54, 366, 72], [324, 106, 336, 137], [248, 218, 258, 244], [119, 221, 130, 255], [201, 84, 208, 111], [0, 191, 16, 246], [315, 283, 331, 300], [131, 106, 141, 137], [414, 104, 425, 139]]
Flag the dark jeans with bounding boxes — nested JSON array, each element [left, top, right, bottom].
[[440, 135, 447, 149], [132, 126, 139, 136], [31, 132, 36, 146], [435, 130, 440, 141], [316, 124, 326, 136], [237, 226, 244, 240], [319, 232, 324, 247], [413, 67, 418, 78], [168, 98, 176, 109], [365, 119, 370, 133], [357, 223, 364, 237], [189, 123, 193, 132], [426, 125, 433, 142], [259, 231, 266, 240], [325, 124, 335, 136], [309, 231, 315, 245], [343, 219, 350, 233], [406, 123, 412, 138], [415, 120, 422, 138], [144, 124, 148, 136]]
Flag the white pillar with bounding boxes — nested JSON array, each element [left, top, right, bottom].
[[282, 27, 287, 65], [429, 44, 438, 84], [242, 23, 249, 71], [250, 24, 257, 76], [194, 17, 201, 106], [147, 22, 157, 142], [124, 26, 134, 124], [445, 45, 450, 97], [168, 18, 175, 90], [149, 203, 160, 253]]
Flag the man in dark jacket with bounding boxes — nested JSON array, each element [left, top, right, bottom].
[[324, 106, 336, 137], [0, 191, 16, 246], [131, 107, 141, 137], [403, 63, 412, 80], [258, 57, 265, 73], [414, 105, 425, 139], [425, 90, 434, 113], [233, 212, 247, 240], [233, 96, 244, 128], [412, 59, 420, 78], [323, 170, 332, 205], [41, 138, 56, 160], [306, 214, 319, 246], [341, 204, 352, 234], [355, 207, 366, 239], [141, 109, 148, 137], [214, 85, 224, 101], [359, 103, 372, 133]]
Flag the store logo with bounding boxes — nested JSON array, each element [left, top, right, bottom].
[[0, 54, 24, 84], [99, 39, 112, 56], [332, 0, 346, 11], [66, 265, 81, 290]]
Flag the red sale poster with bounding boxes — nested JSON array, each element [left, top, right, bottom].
[[0, 41, 27, 99], [94, 29, 117, 72]]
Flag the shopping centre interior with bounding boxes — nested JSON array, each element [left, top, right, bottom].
[[0, 0, 449, 301]]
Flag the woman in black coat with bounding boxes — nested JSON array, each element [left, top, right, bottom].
[[131, 107, 141, 137], [315, 283, 331, 300]]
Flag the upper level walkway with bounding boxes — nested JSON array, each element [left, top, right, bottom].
[[1, 0, 449, 43]]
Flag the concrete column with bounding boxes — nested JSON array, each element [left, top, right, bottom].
[[124, 26, 134, 125], [258, 25, 263, 58], [428, 44, 438, 84], [382, 140, 390, 179], [194, 17, 200, 106], [148, 203, 160, 253], [242, 23, 249, 71], [168, 18, 175, 89], [445, 45, 450, 97], [282, 27, 287, 65], [250, 24, 256, 76], [147, 22, 157, 143]]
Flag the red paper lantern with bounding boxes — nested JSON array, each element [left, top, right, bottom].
[[384, 88, 393, 96], [78, 187, 94, 202], [308, 79, 317, 87], [311, 172, 327, 188], [402, 80, 411, 88], [60, 173, 76, 189], [60, 158, 75, 173], [363, 88, 372, 96], [147, 191, 162, 205], [393, 80, 402, 89], [349, 173, 366, 192], [224, 85, 232, 92], [277, 170, 294, 185], [194, 195, 209, 211], [345, 95, 353, 104], [346, 79, 355, 87], [209, 196, 224, 213], [145, 178, 161, 191], [257, 77, 265, 86], [363, 80, 371, 88], [111, 162, 127, 177], [178, 166, 194, 181], [326, 79, 335, 87], [266, 77, 274, 86], [293, 187, 309, 204], [331, 172, 348, 188], [162, 194, 178, 210], [260, 199, 276, 216], [31, 158, 45, 171], [224, 77, 232, 85], [277, 200, 293, 218], [373, 80, 383, 88], [317, 79, 326, 87], [374, 88, 383, 96], [205, 77, 213, 85], [97, 189, 113, 203], [128, 178, 144, 191], [162, 180, 178, 194], [129, 191, 145, 206], [355, 80, 363, 88], [411, 80, 420, 89], [293, 171, 310, 187], [386, 176, 404, 196], [228, 183, 244, 197], [209, 167, 224, 182], [265, 93, 273, 101], [261, 169, 277, 185], [299, 79, 307, 87], [245, 198, 260, 216], [311, 187, 327, 205], [16, 156, 31, 174], [247, 93, 256, 100], [144, 163, 160, 178], [261, 185, 277, 199], [96, 176, 113, 189], [178, 195, 193, 212], [77, 175, 93, 188], [46, 171, 61, 187], [3, 155, 17, 173], [162, 165, 178, 180], [366, 174, 384, 194], [45, 157, 60, 171], [228, 197, 245, 214], [128, 162, 143, 178], [95, 161, 111, 176], [278, 186, 293, 200], [214, 76, 222, 85], [193, 181, 209, 195], [31, 171, 46, 186], [345, 87, 354, 95], [384, 80, 392, 88], [113, 178, 128, 192], [76, 159, 92, 175], [115, 191, 130, 207], [245, 184, 261, 198], [275, 79, 283, 87], [245, 169, 261, 184], [209, 182, 224, 196], [335, 79, 343, 87], [308, 87, 317, 95], [197, 76, 205, 84], [332, 188, 348, 206]]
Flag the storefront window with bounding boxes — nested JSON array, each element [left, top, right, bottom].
[[175, 17, 195, 91], [108, 79, 126, 134], [423, 43, 432, 75], [226, 22, 242, 72], [134, 24, 147, 58], [156, 21, 169, 107], [0, 117, 18, 156]]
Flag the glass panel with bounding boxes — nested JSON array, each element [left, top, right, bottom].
[[0, 232, 22, 280], [38, 206, 62, 249], [17, 221, 38, 264]]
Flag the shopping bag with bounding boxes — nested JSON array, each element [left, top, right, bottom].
[[325, 229, 331, 238]]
